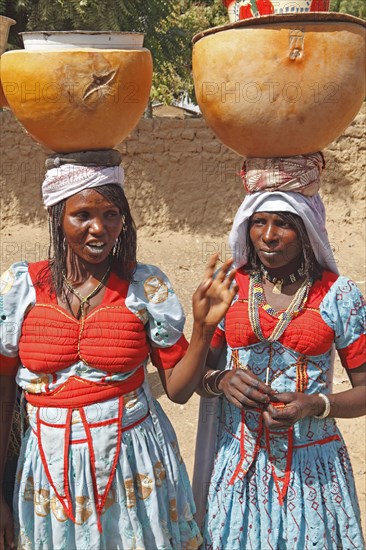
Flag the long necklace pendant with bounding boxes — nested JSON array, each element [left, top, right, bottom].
[[272, 280, 283, 295], [265, 365, 270, 385], [79, 299, 89, 318]]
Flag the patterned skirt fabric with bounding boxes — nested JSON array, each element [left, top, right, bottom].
[[13, 388, 202, 550], [203, 413, 364, 550]]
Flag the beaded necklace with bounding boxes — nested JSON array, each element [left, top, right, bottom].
[[248, 270, 312, 343], [259, 264, 305, 295]]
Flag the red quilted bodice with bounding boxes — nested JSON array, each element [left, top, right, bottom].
[[19, 262, 149, 373], [225, 269, 338, 356]]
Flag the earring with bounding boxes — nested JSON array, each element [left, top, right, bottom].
[[112, 239, 119, 256], [252, 252, 259, 270]]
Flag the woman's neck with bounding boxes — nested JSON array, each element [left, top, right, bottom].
[[259, 257, 304, 280], [65, 254, 111, 284]]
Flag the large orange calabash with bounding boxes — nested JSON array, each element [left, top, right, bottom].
[[192, 13, 366, 158], [0, 48, 153, 152]]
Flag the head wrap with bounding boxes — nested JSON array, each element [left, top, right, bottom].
[[42, 164, 124, 207], [229, 191, 338, 274], [241, 152, 324, 196]]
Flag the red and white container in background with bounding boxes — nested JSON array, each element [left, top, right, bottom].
[[223, 0, 330, 22]]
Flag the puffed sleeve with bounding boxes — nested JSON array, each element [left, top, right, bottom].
[[0, 262, 35, 376], [125, 264, 189, 370], [320, 276, 366, 370]]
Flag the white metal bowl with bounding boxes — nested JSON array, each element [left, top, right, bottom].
[[20, 30, 145, 51]]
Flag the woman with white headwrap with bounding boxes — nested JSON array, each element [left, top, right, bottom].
[[193, 153, 366, 550], [0, 156, 238, 550]]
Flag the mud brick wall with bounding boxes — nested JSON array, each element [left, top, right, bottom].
[[1, 105, 365, 235]]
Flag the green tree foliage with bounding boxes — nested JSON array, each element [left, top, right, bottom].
[[150, 0, 226, 103], [330, 0, 365, 18]]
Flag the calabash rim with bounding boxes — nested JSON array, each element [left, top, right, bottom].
[[192, 12, 366, 44]]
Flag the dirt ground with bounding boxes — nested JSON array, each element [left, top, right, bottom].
[[1, 217, 365, 536]]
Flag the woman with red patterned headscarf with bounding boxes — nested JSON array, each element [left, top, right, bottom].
[[194, 153, 365, 550]]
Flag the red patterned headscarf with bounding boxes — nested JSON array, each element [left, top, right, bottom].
[[241, 152, 325, 197]]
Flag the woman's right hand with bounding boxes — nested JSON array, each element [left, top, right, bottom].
[[218, 368, 274, 409], [0, 496, 14, 550], [192, 254, 238, 330]]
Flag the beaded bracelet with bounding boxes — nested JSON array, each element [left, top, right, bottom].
[[314, 392, 331, 419], [202, 370, 224, 397]]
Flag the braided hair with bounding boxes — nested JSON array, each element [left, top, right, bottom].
[[245, 211, 323, 281], [46, 184, 136, 298]]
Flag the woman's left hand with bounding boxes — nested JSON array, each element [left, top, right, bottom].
[[263, 392, 321, 430], [192, 254, 238, 330]]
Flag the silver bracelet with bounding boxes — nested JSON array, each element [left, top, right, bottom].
[[212, 370, 228, 394], [202, 370, 223, 397], [314, 392, 331, 419]]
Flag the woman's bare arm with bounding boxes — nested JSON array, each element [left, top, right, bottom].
[[158, 255, 238, 404]]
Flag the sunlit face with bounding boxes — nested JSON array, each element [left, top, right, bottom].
[[249, 211, 302, 269], [62, 189, 123, 265]]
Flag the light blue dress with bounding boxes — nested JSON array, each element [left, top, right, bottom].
[[199, 269, 366, 550], [0, 261, 202, 550]]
